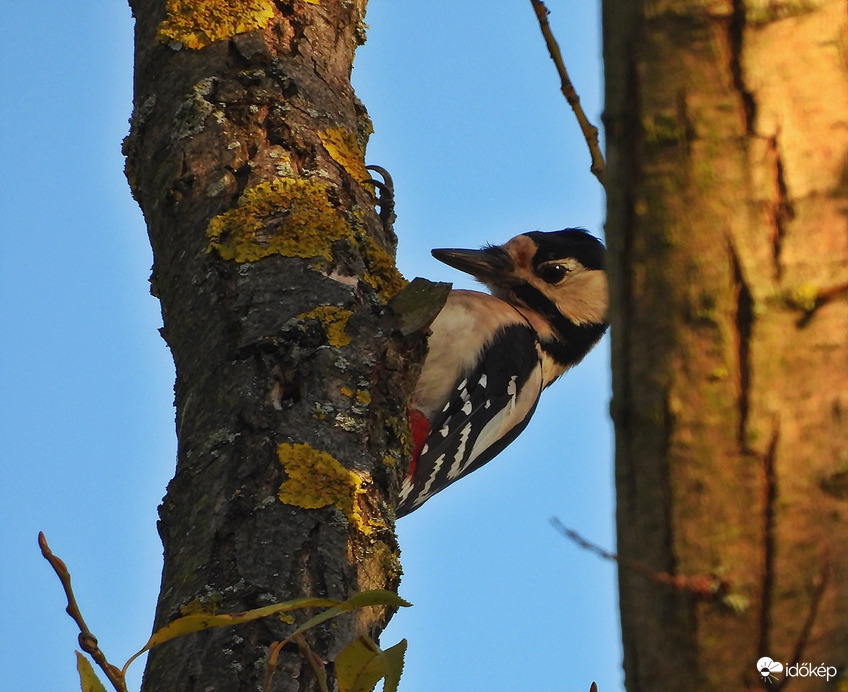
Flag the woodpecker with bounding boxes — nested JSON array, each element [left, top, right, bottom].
[[397, 229, 608, 516]]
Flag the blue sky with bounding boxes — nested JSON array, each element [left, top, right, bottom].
[[0, 2, 620, 691]]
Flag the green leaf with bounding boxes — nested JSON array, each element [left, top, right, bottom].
[[336, 636, 407, 692], [75, 651, 107, 692]]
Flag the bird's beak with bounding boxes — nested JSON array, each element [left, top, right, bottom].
[[431, 245, 514, 281]]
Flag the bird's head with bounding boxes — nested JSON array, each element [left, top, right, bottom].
[[431, 229, 608, 330]]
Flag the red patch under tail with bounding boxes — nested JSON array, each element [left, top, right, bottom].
[[407, 409, 431, 479]]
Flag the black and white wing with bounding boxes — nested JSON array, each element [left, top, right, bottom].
[[397, 324, 543, 516]]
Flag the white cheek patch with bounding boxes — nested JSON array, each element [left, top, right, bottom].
[[554, 269, 608, 326]]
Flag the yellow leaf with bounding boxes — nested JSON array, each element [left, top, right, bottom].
[[380, 640, 407, 692], [122, 596, 336, 674], [336, 636, 407, 692], [267, 591, 411, 657], [75, 652, 108, 692], [121, 590, 410, 677]]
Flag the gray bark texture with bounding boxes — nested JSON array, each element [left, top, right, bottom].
[[123, 1, 426, 689]]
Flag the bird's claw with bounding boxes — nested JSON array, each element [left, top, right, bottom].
[[363, 164, 396, 241]]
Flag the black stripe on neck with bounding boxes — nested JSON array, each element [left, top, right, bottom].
[[513, 284, 608, 368]]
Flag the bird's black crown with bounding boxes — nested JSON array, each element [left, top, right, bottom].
[[525, 229, 605, 271]]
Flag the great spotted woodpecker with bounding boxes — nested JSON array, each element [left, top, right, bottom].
[[397, 229, 608, 516]]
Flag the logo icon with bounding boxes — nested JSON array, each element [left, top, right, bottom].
[[757, 657, 784, 684]]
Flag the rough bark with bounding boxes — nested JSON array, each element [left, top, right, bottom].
[[123, 1, 422, 690], [604, 1, 848, 690]]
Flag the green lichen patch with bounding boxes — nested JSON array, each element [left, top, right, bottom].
[[157, 0, 276, 50], [295, 306, 353, 348], [277, 443, 381, 534], [318, 128, 370, 184], [207, 177, 350, 263]]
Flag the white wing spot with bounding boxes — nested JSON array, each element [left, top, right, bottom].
[[507, 375, 518, 411], [398, 475, 414, 502], [447, 423, 473, 479], [417, 454, 446, 503], [461, 400, 473, 415], [478, 373, 488, 388]]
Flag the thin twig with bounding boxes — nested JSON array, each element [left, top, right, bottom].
[[796, 279, 848, 327], [787, 550, 830, 667], [772, 550, 831, 692], [38, 532, 128, 692], [530, 0, 606, 187], [294, 632, 328, 692], [550, 518, 730, 600], [263, 632, 328, 692], [263, 640, 285, 692]]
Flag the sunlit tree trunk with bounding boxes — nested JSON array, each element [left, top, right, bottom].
[[603, 1, 848, 689], [124, 2, 418, 690]]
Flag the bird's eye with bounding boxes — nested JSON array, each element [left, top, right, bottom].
[[538, 263, 569, 284]]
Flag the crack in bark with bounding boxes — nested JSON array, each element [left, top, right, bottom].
[[675, 88, 696, 158], [728, 0, 757, 134], [757, 419, 780, 672], [729, 242, 753, 448], [769, 136, 795, 280]]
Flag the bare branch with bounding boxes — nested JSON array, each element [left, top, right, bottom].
[[530, 0, 605, 187], [772, 550, 831, 692], [550, 518, 731, 600], [38, 532, 128, 692]]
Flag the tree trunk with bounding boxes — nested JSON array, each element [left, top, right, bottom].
[[124, 2, 418, 690], [604, 1, 848, 690]]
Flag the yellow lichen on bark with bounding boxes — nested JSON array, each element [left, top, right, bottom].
[[207, 177, 407, 301], [360, 235, 408, 300], [277, 443, 381, 535], [157, 0, 276, 50], [207, 177, 350, 263], [295, 306, 353, 347], [318, 128, 370, 184]]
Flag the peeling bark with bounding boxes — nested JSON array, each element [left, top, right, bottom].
[[604, 0, 848, 689], [124, 2, 422, 690]]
